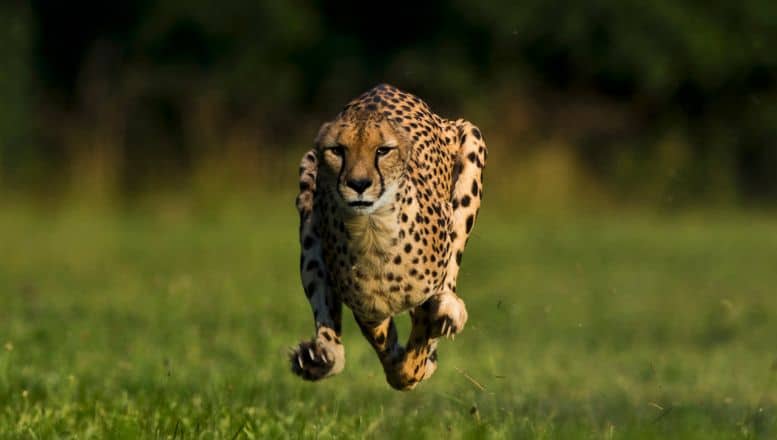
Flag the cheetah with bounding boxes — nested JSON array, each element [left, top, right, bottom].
[[290, 84, 487, 390]]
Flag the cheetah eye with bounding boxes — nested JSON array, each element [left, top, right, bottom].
[[327, 145, 346, 157], [376, 146, 395, 157]]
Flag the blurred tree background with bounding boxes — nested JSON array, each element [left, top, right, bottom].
[[2, 0, 775, 208]]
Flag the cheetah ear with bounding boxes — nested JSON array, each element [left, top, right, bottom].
[[314, 122, 333, 147]]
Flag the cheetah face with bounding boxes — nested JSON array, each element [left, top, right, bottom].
[[316, 118, 409, 214]]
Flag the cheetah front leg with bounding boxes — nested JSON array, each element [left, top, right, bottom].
[[290, 149, 345, 381], [429, 120, 487, 339]]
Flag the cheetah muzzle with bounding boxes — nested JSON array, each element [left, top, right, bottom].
[[290, 84, 487, 390]]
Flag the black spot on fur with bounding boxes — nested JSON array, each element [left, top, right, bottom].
[[306, 281, 317, 298]]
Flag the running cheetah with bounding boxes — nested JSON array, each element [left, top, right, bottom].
[[291, 84, 487, 390]]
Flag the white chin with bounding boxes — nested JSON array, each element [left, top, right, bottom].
[[347, 201, 378, 215], [347, 183, 399, 215]]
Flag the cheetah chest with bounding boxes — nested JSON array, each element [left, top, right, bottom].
[[321, 202, 441, 321]]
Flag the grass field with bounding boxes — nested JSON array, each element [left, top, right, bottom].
[[1, 197, 776, 438]]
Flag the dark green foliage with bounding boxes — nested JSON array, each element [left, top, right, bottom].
[[2, 1, 777, 202]]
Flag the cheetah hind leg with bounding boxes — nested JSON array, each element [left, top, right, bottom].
[[353, 314, 410, 389], [384, 304, 441, 390]]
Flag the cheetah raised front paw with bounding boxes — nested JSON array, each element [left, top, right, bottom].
[[428, 293, 468, 339], [289, 336, 344, 381]]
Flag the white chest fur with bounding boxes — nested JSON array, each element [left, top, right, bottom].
[[344, 203, 398, 270]]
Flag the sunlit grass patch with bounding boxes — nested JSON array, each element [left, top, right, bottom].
[[0, 202, 775, 438]]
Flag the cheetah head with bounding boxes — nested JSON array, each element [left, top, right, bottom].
[[315, 115, 409, 214]]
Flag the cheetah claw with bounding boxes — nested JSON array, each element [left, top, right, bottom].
[[429, 294, 468, 340], [289, 338, 345, 381]]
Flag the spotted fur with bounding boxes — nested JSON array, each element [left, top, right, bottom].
[[290, 84, 486, 390]]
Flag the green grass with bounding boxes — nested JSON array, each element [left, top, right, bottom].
[[1, 198, 776, 438]]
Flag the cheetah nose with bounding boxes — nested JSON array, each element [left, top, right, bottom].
[[346, 178, 372, 194]]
